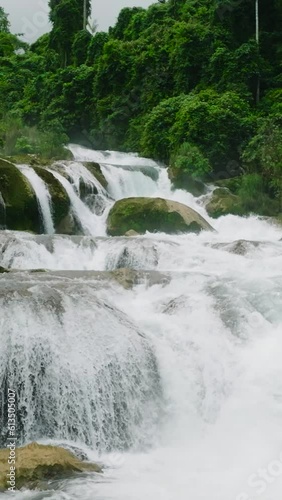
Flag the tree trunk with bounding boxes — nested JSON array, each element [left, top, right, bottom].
[[255, 0, 260, 104], [83, 0, 87, 29]]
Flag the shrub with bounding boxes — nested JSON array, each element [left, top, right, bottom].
[[0, 117, 69, 159], [171, 142, 211, 179], [238, 174, 279, 215]]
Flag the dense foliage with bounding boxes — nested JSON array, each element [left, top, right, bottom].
[[0, 0, 282, 212]]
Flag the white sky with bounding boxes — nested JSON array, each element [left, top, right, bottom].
[[1, 0, 154, 42]]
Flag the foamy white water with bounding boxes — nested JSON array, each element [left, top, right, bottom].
[[1, 146, 282, 500], [18, 165, 55, 234], [49, 169, 107, 236], [68, 143, 162, 168], [56, 161, 107, 196]]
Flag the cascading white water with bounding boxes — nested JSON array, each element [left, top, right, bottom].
[[68, 143, 162, 168], [0, 273, 161, 451], [55, 160, 107, 196], [101, 163, 160, 199], [49, 169, 108, 236], [17, 165, 55, 234], [69, 143, 209, 218], [0, 191, 5, 229], [1, 146, 282, 500]]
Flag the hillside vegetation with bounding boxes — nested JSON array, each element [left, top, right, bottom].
[[0, 0, 282, 214]]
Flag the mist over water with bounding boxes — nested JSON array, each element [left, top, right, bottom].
[[1, 145, 282, 500]]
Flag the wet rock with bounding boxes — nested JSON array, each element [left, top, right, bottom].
[[205, 188, 243, 218], [162, 295, 190, 314], [114, 245, 158, 270], [0, 158, 40, 232], [83, 162, 108, 189], [0, 442, 102, 491], [33, 167, 70, 230], [168, 169, 207, 196], [111, 268, 169, 289], [107, 197, 213, 236], [125, 230, 140, 236], [55, 213, 81, 235], [213, 177, 242, 193], [210, 240, 260, 255], [85, 193, 108, 216]]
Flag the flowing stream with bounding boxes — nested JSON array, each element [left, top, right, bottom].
[[0, 145, 282, 500], [49, 169, 108, 236]]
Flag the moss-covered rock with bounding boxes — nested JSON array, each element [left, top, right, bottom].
[[83, 162, 108, 189], [4, 155, 53, 167], [214, 176, 242, 194], [0, 158, 40, 232], [0, 442, 102, 491], [33, 167, 70, 230], [168, 168, 207, 197], [0, 266, 9, 273], [4, 149, 73, 165], [107, 197, 213, 235], [212, 176, 279, 217], [205, 188, 243, 218]]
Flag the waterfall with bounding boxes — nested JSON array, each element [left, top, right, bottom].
[[1, 145, 282, 500], [17, 165, 55, 234], [49, 169, 108, 236], [0, 271, 161, 450], [56, 161, 107, 196], [100, 163, 160, 200], [69, 143, 208, 217], [0, 191, 6, 229], [68, 143, 161, 168]]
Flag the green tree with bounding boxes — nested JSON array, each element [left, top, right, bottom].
[[0, 6, 9, 32], [49, 0, 91, 66]]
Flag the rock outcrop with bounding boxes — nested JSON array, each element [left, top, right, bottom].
[[0, 158, 40, 232], [0, 442, 102, 491], [83, 162, 108, 189], [168, 169, 207, 196], [33, 167, 71, 231], [107, 197, 213, 236], [205, 188, 243, 218]]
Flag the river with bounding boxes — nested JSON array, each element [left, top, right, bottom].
[[0, 146, 282, 500]]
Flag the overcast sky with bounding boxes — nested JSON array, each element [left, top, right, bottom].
[[1, 0, 154, 42]]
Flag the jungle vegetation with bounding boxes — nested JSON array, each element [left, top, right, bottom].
[[0, 0, 282, 213]]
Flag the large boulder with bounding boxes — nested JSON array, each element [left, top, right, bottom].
[[33, 167, 70, 231], [107, 197, 213, 235], [0, 158, 40, 232], [205, 188, 243, 218], [0, 442, 102, 491]]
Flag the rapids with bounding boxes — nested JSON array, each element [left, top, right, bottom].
[[0, 145, 282, 500]]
